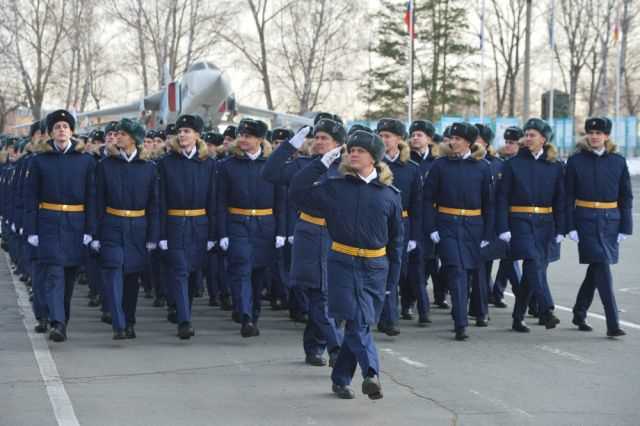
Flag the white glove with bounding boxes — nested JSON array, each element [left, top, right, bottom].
[[275, 236, 286, 248], [288, 126, 311, 150], [555, 234, 564, 244], [19, 228, 23, 235], [207, 241, 216, 251], [90, 240, 101, 252], [287, 236, 294, 245], [219, 237, 229, 251], [618, 234, 628, 243], [11, 223, 15, 232], [321, 146, 342, 168], [83, 234, 93, 246], [568, 230, 579, 242], [146, 242, 157, 251], [499, 232, 511, 243], [480, 240, 490, 248], [407, 240, 417, 252], [159, 240, 168, 250], [430, 231, 440, 244], [27, 235, 39, 247]]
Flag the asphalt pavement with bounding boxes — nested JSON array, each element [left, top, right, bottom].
[[2, 178, 639, 426]]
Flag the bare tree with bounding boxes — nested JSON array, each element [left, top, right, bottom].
[[486, 0, 526, 116], [275, 0, 360, 114], [0, 0, 69, 120]]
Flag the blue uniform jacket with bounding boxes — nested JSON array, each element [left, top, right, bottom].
[[496, 144, 566, 262], [218, 143, 285, 268], [423, 148, 494, 270], [410, 148, 438, 261], [96, 149, 159, 273], [565, 142, 633, 264], [24, 139, 96, 266], [482, 153, 508, 261], [289, 158, 404, 324]]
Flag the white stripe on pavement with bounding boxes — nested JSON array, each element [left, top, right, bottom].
[[504, 291, 640, 330], [5, 255, 80, 426]]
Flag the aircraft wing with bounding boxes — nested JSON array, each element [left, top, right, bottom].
[[235, 104, 313, 129]]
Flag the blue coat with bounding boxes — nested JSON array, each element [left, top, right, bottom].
[[565, 143, 633, 264], [423, 149, 494, 270], [262, 141, 339, 289], [482, 153, 508, 261], [217, 144, 285, 268], [410, 148, 438, 261], [289, 158, 404, 324], [496, 145, 566, 262], [158, 142, 216, 271], [96, 150, 159, 273], [24, 140, 96, 266]]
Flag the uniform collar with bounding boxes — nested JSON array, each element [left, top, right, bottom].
[[54, 140, 72, 154], [384, 151, 399, 162], [593, 147, 606, 157], [461, 149, 471, 160], [246, 147, 262, 161], [182, 146, 197, 159], [532, 149, 544, 160], [120, 148, 138, 163], [358, 168, 378, 184]]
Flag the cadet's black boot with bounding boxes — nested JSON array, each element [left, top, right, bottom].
[[436, 300, 450, 309], [49, 323, 67, 342], [362, 375, 383, 400], [572, 316, 592, 331], [475, 317, 489, 327], [328, 348, 340, 368], [332, 384, 355, 399], [240, 322, 259, 338], [544, 312, 560, 329], [512, 320, 530, 333], [607, 328, 626, 338], [493, 299, 508, 308], [401, 307, 414, 320], [153, 296, 166, 308], [418, 315, 431, 327], [167, 307, 177, 324], [220, 295, 233, 311], [305, 353, 327, 367], [177, 322, 194, 340], [113, 329, 126, 340], [231, 311, 242, 324], [125, 324, 136, 339], [100, 312, 112, 325], [34, 319, 48, 333], [454, 327, 468, 341]]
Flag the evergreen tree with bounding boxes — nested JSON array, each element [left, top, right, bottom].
[[360, 0, 478, 121]]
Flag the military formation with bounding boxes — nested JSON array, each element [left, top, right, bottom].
[[0, 109, 633, 400]]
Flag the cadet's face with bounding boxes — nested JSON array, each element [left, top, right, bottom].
[[587, 130, 607, 150], [237, 133, 261, 153], [153, 137, 164, 146], [178, 128, 198, 150], [312, 132, 337, 155], [105, 131, 118, 146], [475, 137, 488, 148], [144, 138, 154, 150], [410, 131, 430, 151], [379, 131, 400, 154], [524, 130, 545, 153], [348, 146, 374, 172], [450, 135, 470, 155], [52, 121, 72, 143], [223, 136, 234, 149], [207, 144, 217, 156], [117, 131, 135, 150], [503, 140, 519, 155]]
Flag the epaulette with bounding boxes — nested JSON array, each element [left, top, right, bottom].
[[407, 159, 420, 167], [389, 184, 401, 193]]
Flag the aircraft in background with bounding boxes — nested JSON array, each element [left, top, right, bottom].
[[76, 61, 314, 130]]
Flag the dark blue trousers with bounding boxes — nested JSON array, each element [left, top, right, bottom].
[[31, 260, 48, 321], [573, 263, 619, 331], [493, 260, 522, 300], [444, 265, 471, 330], [102, 269, 140, 331], [40, 264, 78, 325], [331, 311, 379, 386], [303, 287, 343, 357], [513, 259, 550, 321]]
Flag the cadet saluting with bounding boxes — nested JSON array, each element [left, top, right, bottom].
[[290, 130, 404, 400], [24, 110, 96, 342], [567, 117, 633, 337], [497, 118, 565, 333]]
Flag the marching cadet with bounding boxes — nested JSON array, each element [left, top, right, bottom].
[[492, 126, 524, 307], [24, 110, 97, 342], [407, 119, 440, 325], [377, 118, 422, 336], [567, 117, 633, 337], [217, 118, 285, 338], [496, 118, 565, 333], [103, 121, 119, 156], [158, 114, 217, 339], [423, 122, 493, 340], [290, 129, 403, 400], [221, 125, 237, 154], [262, 120, 345, 366], [93, 118, 158, 339]]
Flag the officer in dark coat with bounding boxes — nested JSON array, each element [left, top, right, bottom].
[[496, 118, 565, 332], [377, 118, 422, 336], [217, 118, 285, 337], [158, 114, 216, 339], [93, 118, 159, 339], [24, 109, 97, 342], [567, 117, 633, 337], [423, 122, 494, 340], [290, 130, 403, 400], [262, 120, 345, 366]]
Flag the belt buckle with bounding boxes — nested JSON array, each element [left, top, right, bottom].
[[62, 204, 68, 211], [594, 202, 600, 208], [533, 206, 539, 213], [357, 248, 365, 257], [125, 210, 131, 217], [251, 209, 256, 215], [460, 209, 466, 215]]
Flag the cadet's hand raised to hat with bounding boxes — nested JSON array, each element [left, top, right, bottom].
[[288, 126, 311, 150], [219, 237, 229, 251], [321, 146, 342, 168]]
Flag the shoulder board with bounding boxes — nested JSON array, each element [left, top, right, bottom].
[[389, 184, 401, 193], [407, 159, 420, 167]]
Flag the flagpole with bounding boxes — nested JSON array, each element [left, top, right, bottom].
[[408, 0, 414, 124], [615, 24, 622, 148], [549, 0, 555, 130], [480, 0, 485, 123]]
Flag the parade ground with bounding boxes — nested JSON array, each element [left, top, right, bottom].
[[1, 177, 639, 426]]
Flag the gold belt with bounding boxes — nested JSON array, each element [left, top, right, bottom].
[[228, 207, 273, 216], [575, 200, 618, 209], [106, 207, 145, 218], [402, 210, 409, 218], [39, 202, 84, 212], [437, 206, 481, 217], [331, 242, 386, 258], [299, 212, 326, 226], [167, 208, 206, 217], [509, 206, 553, 214]]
